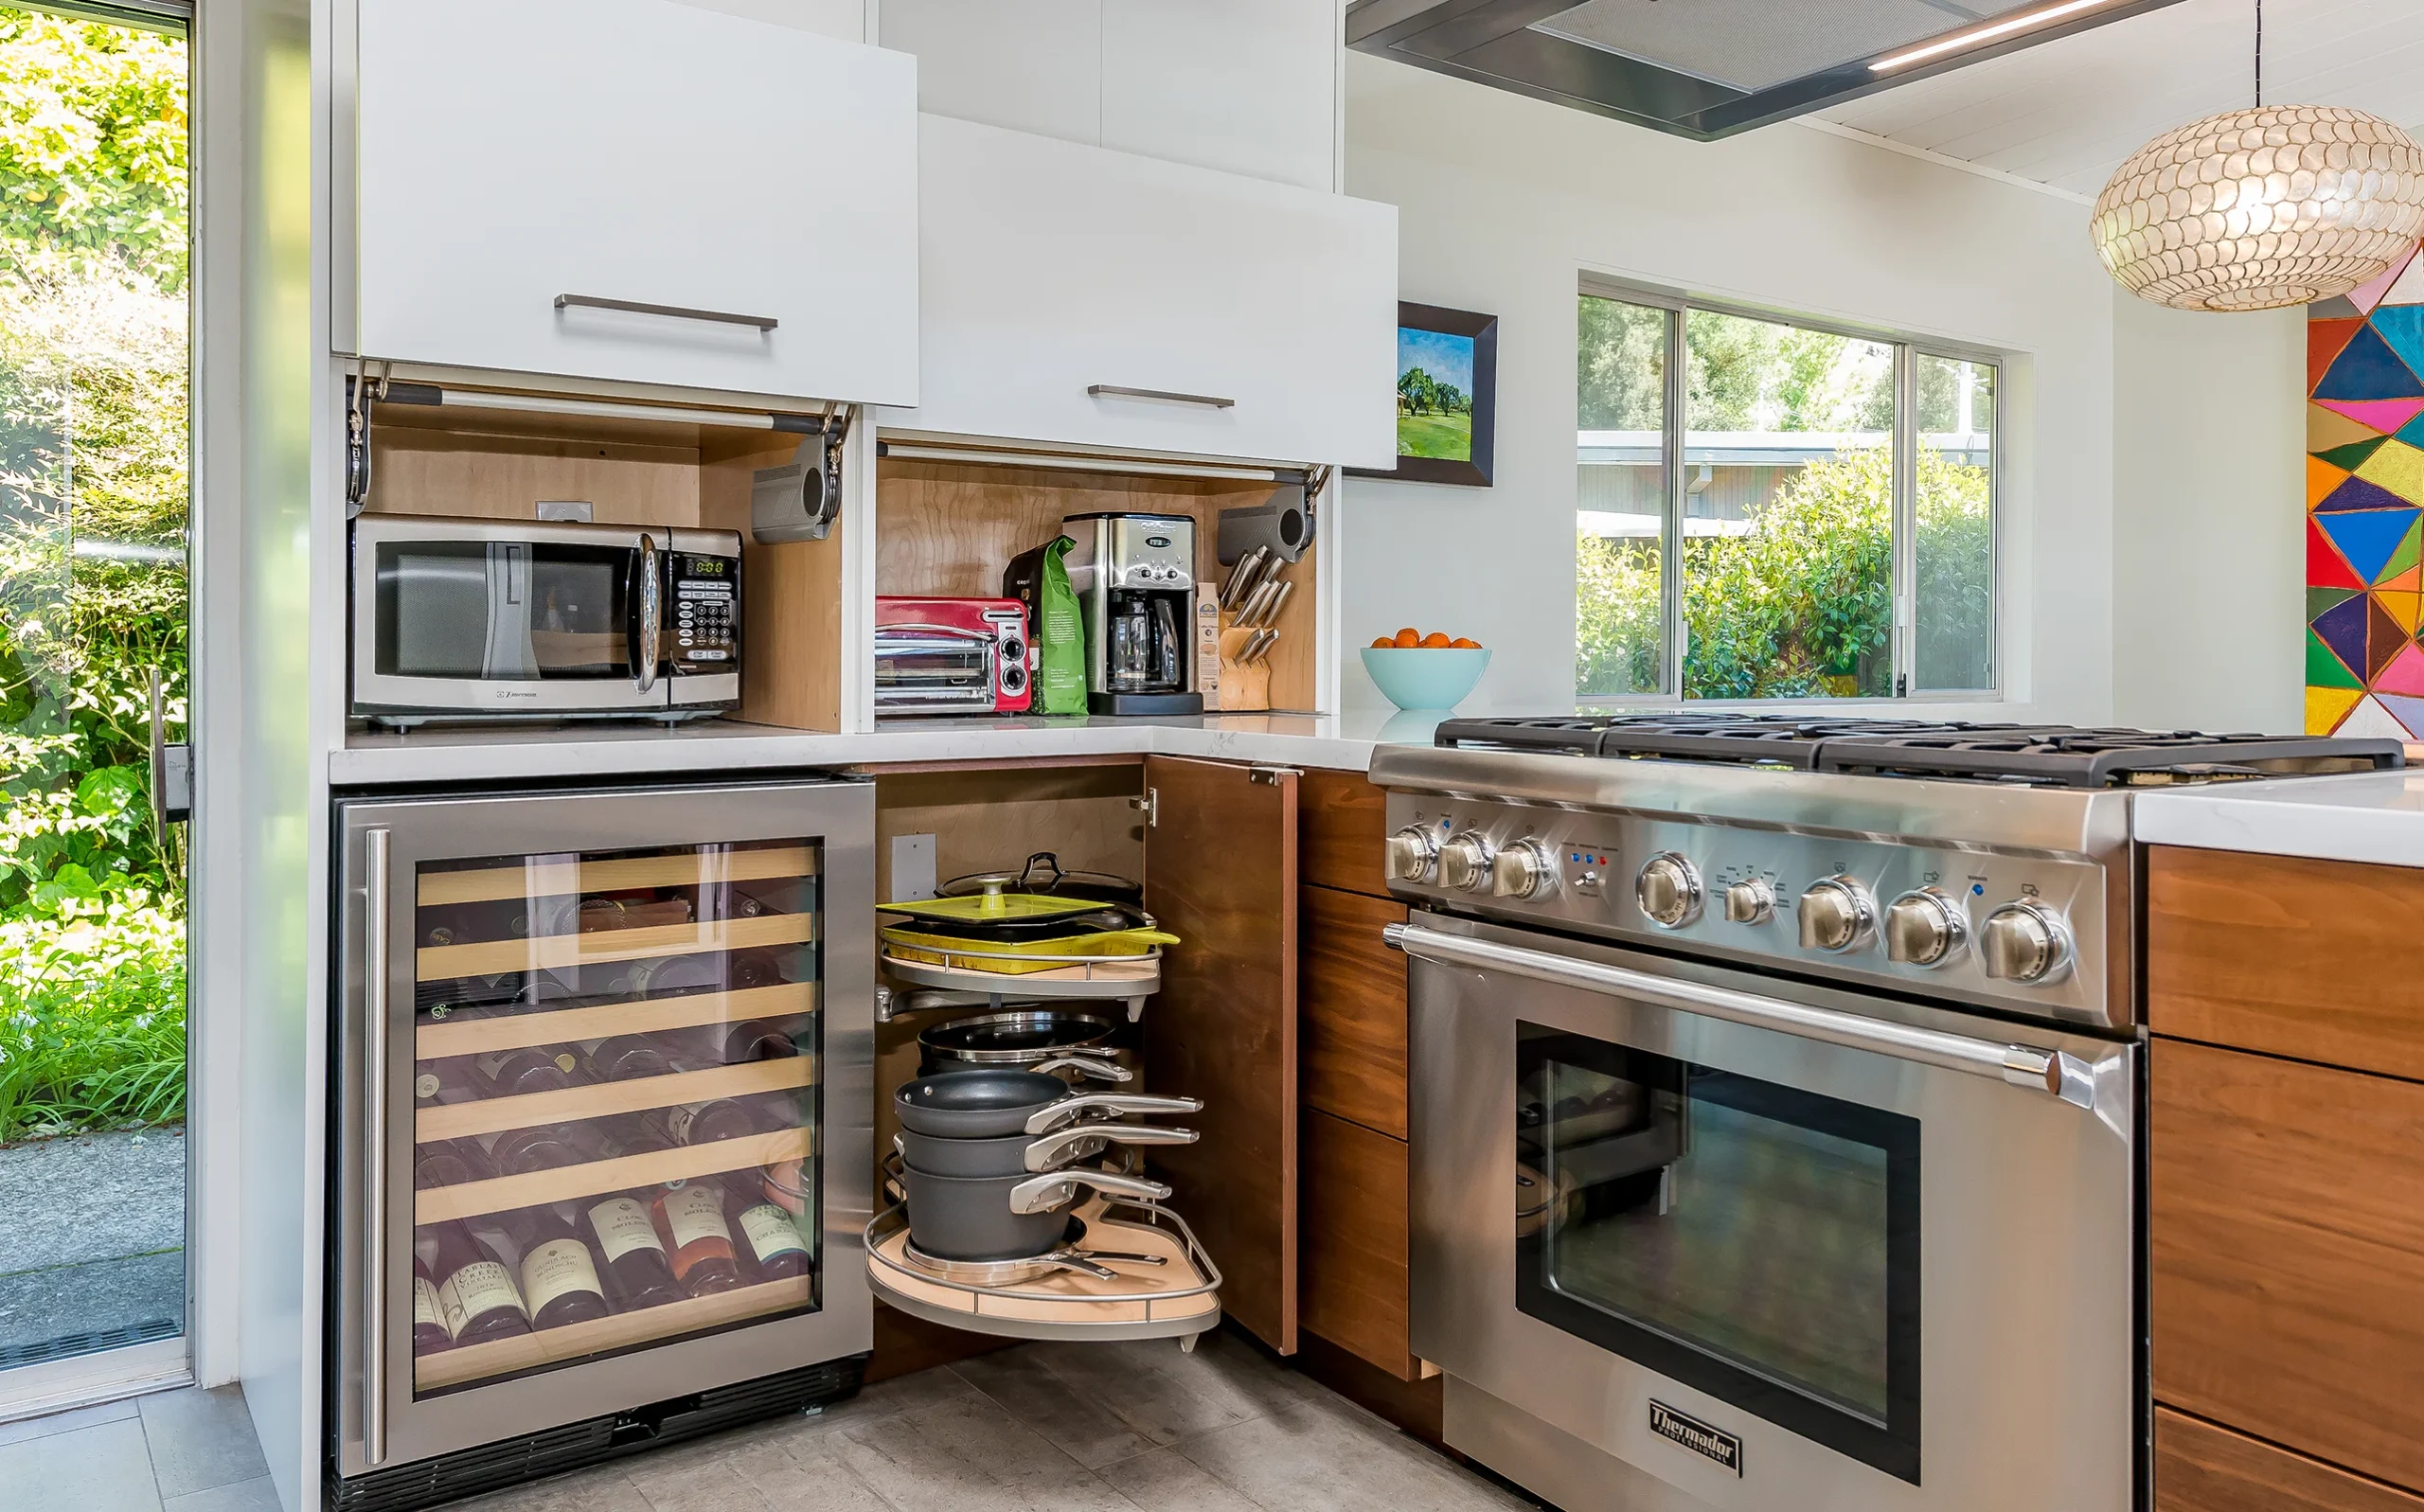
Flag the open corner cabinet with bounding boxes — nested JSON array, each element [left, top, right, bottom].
[[863, 756, 1299, 1360], [328, 776, 875, 1504]]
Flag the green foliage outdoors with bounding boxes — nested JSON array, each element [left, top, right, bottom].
[[0, 7, 188, 1143], [1577, 447, 1991, 702]]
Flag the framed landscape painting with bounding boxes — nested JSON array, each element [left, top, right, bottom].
[[1351, 301, 1498, 487]]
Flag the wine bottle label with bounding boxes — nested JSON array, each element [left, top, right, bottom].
[[737, 1203, 810, 1260], [553, 1051, 578, 1074], [520, 1238, 604, 1313], [437, 1259, 525, 1334], [659, 1183, 732, 1250], [413, 1275, 447, 1335], [587, 1198, 666, 1263]]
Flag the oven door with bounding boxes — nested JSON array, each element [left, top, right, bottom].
[[1402, 911, 2138, 1512], [352, 514, 667, 716]]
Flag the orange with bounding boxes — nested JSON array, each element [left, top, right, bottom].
[[1421, 631, 1453, 648], [1370, 636, 1394, 649], [1451, 636, 1481, 649], [1392, 628, 1420, 648]]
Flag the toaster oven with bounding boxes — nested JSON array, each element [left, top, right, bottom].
[[874, 596, 1031, 715], [350, 513, 740, 723]]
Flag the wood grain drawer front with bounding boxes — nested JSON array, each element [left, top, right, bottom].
[[1302, 886, 1409, 1138], [2157, 1409, 2424, 1512], [1300, 770, 1392, 899], [2152, 1040, 2424, 1491], [1300, 1108, 1417, 1381], [2148, 846, 2424, 1078]]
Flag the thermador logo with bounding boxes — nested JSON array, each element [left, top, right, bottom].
[[1649, 1400, 1742, 1476]]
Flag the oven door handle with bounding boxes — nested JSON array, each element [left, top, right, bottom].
[[1384, 922, 2100, 1110]]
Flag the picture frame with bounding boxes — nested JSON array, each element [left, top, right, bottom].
[[1351, 300, 1498, 488]]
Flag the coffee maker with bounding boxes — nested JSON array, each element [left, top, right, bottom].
[[1062, 512, 1202, 716]]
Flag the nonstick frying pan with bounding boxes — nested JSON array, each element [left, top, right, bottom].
[[893, 1067, 1203, 1139]]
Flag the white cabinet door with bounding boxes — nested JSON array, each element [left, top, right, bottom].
[[887, 116, 1395, 468], [354, 0, 918, 405], [1100, 0, 1337, 191]]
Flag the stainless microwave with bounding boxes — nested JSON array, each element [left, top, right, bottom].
[[350, 514, 740, 723]]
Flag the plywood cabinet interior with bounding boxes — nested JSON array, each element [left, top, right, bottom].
[[351, 393, 846, 731], [874, 456, 1324, 713]]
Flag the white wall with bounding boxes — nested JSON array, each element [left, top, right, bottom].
[[2110, 291, 2304, 734], [1336, 52, 2121, 723]]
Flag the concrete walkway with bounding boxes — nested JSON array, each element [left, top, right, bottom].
[[0, 1127, 185, 1366]]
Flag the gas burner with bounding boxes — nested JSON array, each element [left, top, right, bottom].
[[1434, 714, 2405, 788]]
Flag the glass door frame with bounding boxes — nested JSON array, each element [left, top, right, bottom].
[[331, 778, 874, 1479]]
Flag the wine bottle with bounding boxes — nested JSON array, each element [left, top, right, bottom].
[[473, 1121, 600, 1177], [412, 1253, 453, 1355], [426, 1221, 529, 1343], [507, 1205, 613, 1328], [413, 1057, 479, 1112], [579, 1190, 686, 1310], [651, 1183, 745, 1297], [728, 1187, 812, 1282], [718, 1019, 803, 1063], [472, 1046, 583, 1097], [574, 1035, 680, 1083], [414, 1136, 499, 1191], [726, 949, 802, 992], [654, 1095, 766, 1147]]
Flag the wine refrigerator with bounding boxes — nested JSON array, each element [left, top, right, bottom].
[[330, 777, 874, 1508]]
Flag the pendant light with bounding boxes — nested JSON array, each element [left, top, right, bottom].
[[2091, 0, 2424, 311]]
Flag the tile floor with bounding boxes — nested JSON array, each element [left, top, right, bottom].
[[453, 1332, 1537, 1512], [0, 1381, 275, 1511]]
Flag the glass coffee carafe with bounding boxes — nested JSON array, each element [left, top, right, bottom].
[[1108, 591, 1183, 694]]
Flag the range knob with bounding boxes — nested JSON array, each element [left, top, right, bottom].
[[1635, 852, 1702, 928], [1883, 889, 1968, 968], [1981, 900, 2072, 984], [1438, 831, 1496, 893], [1723, 878, 1774, 924], [1384, 826, 1439, 884], [1797, 877, 1875, 952], [1492, 840, 1559, 900]]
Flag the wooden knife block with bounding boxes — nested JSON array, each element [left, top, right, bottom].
[[1215, 616, 1274, 712]]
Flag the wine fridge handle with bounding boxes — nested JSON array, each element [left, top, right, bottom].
[[361, 827, 391, 1468]]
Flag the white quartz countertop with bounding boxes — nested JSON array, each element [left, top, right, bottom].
[[2131, 769, 2424, 869], [330, 708, 1465, 787]]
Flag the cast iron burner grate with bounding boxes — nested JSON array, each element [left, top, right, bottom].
[[1433, 713, 2407, 788]]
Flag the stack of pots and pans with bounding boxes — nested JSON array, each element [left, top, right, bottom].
[[892, 1068, 1202, 1267], [916, 1008, 1137, 1087]]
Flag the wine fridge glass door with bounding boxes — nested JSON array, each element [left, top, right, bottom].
[[335, 781, 874, 1478]]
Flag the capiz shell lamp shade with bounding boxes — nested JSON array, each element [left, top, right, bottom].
[[2091, 105, 2424, 311]]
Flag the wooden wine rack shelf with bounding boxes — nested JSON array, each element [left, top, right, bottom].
[[414, 982, 818, 1058], [413, 1272, 817, 1393], [417, 847, 819, 907], [416, 1056, 820, 1144], [417, 911, 816, 983], [415, 1126, 815, 1225]]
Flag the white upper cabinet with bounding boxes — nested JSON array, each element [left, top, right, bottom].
[[879, 0, 1339, 192], [885, 116, 1396, 468], [350, 0, 918, 405]]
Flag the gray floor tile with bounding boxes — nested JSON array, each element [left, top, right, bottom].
[[1173, 1399, 1528, 1512], [0, 1393, 140, 1449], [0, 1413, 163, 1512], [1011, 1337, 1275, 1448], [829, 1392, 1140, 1512], [139, 1384, 270, 1500], [443, 1463, 652, 1512], [952, 1346, 1160, 1468], [724, 1433, 896, 1512], [1097, 1446, 1265, 1512], [162, 1475, 283, 1512]]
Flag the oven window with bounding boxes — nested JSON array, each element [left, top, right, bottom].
[[375, 542, 633, 680], [1515, 1023, 1921, 1483]]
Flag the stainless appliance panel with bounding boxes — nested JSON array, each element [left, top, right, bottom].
[[1407, 910, 2136, 1512], [332, 779, 874, 1478]]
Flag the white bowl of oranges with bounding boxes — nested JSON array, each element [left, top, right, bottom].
[[1362, 629, 1489, 712]]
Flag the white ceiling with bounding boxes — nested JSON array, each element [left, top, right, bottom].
[[1814, 0, 2424, 199]]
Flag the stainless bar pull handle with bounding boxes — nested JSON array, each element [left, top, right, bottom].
[[555, 293, 778, 331], [634, 533, 661, 696], [1086, 383, 1236, 410], [1383, 922, 2100, 1111], [361, 827, 391, 1468]]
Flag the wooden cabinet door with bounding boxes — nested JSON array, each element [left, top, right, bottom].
[[1300, 1109, 1417, 1380], [2152, 1039, 2424, 1491], [1143, 756, 1298, 1353], [890, 116, 1397, 469], [2157, 1408, 2424, 1512], [354, 0, 918, 404], [1301, 886, 1409, 1138]]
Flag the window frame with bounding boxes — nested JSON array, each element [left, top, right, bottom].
[[1577, 275, 2003, 706]]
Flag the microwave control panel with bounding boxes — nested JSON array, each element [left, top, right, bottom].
[[671, 555, 740, 669]]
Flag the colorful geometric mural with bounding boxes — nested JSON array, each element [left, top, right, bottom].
[[2306, 241, 2424, 736]]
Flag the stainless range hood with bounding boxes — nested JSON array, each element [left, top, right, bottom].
[[1346, 0, 2185, 140]]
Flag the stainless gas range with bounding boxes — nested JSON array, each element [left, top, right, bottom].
[[1369, 716, 2402, 1512]]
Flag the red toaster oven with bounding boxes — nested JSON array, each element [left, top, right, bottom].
[[874, 596, 1031, 715]]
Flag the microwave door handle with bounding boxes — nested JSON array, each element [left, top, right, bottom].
[[633, 532, 661, 695], [1384, 922, 2104, 1111]]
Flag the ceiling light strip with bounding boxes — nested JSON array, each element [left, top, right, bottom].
[[1870, 0, 2120, 74]]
